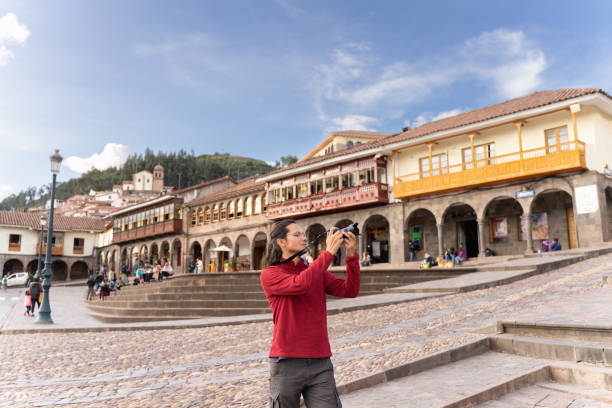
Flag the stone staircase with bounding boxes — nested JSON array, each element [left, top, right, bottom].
[[86, 268, 470, 323], [340, 321, 612, 407]]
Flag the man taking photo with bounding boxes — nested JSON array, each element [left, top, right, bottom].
[[260, 219, 360, 408]]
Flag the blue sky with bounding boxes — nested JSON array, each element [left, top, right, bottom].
[[1, 0, 611, 199]]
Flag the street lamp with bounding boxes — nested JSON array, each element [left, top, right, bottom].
[[35, 215, 48, 280], [37, 149, 63, 324]]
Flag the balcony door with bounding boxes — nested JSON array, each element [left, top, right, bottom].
[[463, 143, 495, 169], [420, 154, 448, 178], [545, 126, 569, 153]]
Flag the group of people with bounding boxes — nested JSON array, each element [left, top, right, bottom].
[[187, 257, 205, 274], [539, 238, 562, 253], [135, 258, 174, 284], [87, 264, 124, 301], [23, 277, 43, 317]]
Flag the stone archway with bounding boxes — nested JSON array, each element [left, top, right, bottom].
[[530, 189, 576, 251], [218, 237, 233, 271], [363, 215, 390, 263], [150, 243, 159, 265], [139, 245, 149, 265], [131, 247, 140, 271], [252, 232, 267, 270], [482, 196, 525, 256], [3, 259, 24, 276], [442, 203, 479, 258], [235, 235, 251, 270], [306, 223, 327, 259], [160, 241, 170, 262], [171, 239, 182, 270], [190, 241, 202, 263], [26, 260, 39, 274], [110, 250, 117, 271], [70, 261, 89, 280], [203, 239, 216, 268], [405, 208, 437, 261], [333, 219, 354, 266], [51, 260, 68, 281]]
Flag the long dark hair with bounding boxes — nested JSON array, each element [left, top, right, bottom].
[[265, 219, 296, 266]]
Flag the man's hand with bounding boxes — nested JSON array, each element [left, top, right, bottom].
[[343, 232, 356, 257], [325, 228, 344, 256]]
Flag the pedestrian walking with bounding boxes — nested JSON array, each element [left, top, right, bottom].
[[24, 290, 32, 317], [86, 274, 96, 300], [260, 219, 360, 407], [28, 278, 42, 316]]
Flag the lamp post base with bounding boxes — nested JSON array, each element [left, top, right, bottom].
[[35, 313, 54, 324]]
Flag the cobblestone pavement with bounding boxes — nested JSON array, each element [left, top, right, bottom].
[[0, 255, 611, 407]]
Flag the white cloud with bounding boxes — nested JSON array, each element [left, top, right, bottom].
[[405, 108, 466, 129], [461, 29, 547, 98], [0, 13, 30, 67], [310, 29, 547, 133], [326, 114, 380, 133], [64, 143, 130, 174], [0, 184, 14, 200]]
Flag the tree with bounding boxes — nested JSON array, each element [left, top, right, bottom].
[[277, 155, 298, 168]]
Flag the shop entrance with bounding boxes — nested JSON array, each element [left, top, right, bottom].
[[458, 220, 479, 258]]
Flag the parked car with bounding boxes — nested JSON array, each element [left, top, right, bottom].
[[6, 272, 28, 287]]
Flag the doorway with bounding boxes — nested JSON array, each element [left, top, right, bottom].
[[458, 220, 479, 258]]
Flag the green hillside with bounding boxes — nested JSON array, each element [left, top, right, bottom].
[[0, 149, 294, 211]]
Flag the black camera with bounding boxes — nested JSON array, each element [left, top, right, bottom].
[[337, 222, 360, 237]]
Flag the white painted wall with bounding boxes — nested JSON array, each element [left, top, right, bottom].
[[132, 170, 153, 191], [0, 226, 40, 256], [63, 231, 97, 256]]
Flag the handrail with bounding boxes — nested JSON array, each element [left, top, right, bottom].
[[394, 140, 584, 183]]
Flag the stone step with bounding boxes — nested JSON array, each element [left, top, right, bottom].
[[498, 321, 612, 343], [477, 382, 612, 407], [88, 299, 271, 309], [87, 303, 271, 317], [87, 312, 201, 324], [491, 334, 612, 366], [341, 352, 550, 407], [98, 291, 269, 301]]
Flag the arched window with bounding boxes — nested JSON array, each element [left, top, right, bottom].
[[213, 204, 219, 222], [263, 192, 268, 212], [220, 202, 226, 221], [204, 207, 211, 224], [245, 196, 253, 216], [254, 195, 262, 214], [197, 208, 203, 225], [236, 199, 243, 218], [228, 200, 235, 220], [347, 140, 353, 148]]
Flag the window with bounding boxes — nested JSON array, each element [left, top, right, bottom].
[[220, 203, 226, 220], [236, 199, 243, 217], [228, 201, 235, 219], [377, 167, 387, 184], [169, 204, 175, 220], [154, 208, 161, 223], [325, 176, 339, 192], [342, 173, 356, 189], [164, 205, 170, 221], [358, 168, 375, 185], [296, 183, 309, 198], [420, 154, 449, 177], [282, 186, 294, 201], [310, 179, 323, 195], [346, 140, 353, 148], [204, 207, 211, 224], [42, 232, 63, 247], [212, 204, 219, 222], [197, 208, 203, 225], [73, 238, 85, 254], [191, 210, 197, 226], [255, 195, 262, 214], [545, 126, 569, 153], [462, 144, 494, 169], [8, 234, 20, 251], [245, 197, 253, 216]]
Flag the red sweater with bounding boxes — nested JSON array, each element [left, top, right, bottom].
[[260, 251, 360, 358]]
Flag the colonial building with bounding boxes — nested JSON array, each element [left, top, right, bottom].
[[185, 177, 268, 271], [260, 88, 612, 263], [121, 164, 165, 192], [0, 211, 107, 280]]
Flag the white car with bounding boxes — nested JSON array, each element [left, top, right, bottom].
[[6, 272, 29, 287]]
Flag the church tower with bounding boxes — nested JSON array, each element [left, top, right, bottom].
[[153, 164, 164, 192]]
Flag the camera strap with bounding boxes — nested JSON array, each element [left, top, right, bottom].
[[279, 249, 307, 264]]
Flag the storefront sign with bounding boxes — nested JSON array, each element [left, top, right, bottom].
[[516, 189, 535, 199], [575, 185, 599, 214]]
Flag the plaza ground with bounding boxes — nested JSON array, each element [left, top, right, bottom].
[[0, 252, 611, 407]]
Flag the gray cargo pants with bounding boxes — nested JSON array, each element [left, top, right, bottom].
[[269, 357, 342, 408]]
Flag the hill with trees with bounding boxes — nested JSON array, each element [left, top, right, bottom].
[[0, 149, 298, 211]]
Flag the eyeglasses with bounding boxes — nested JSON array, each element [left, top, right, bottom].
[[287, 231, 306, 238]]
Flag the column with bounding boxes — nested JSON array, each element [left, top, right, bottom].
[[469, 134, 476, 168], [524, 213, 534, 253], [436, 224, 444, 257], [515, 121, 524, 161], [477, 219, 487, 258], [427, 144, 433, 177]]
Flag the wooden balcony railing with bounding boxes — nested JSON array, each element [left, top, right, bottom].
[[113, 219, 183, 244], [8, 242, 20, 252], [393, 140, 586, 199], [36, 244, 64, 256], [73, 247, 84, 255], [266, 182, 389, 220]]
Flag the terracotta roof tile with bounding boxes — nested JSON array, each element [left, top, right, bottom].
[[174, 176, 236, 194], [186, 177, 265, 207], [331, 130, 394, 138], [0, 210, 107, 231]]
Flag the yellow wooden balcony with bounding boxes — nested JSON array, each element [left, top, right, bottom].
[[393, 140, 586, 199]]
